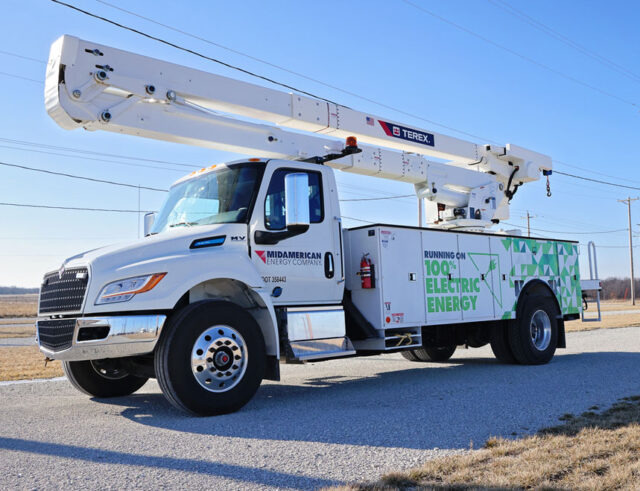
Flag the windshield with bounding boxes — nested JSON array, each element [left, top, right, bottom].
[[151, 163, 264, 234]]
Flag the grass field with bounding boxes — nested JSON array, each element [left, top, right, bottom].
[[346, 396, 640, 490], [0, 345, 63, 381], [0, 294, 38, 318]]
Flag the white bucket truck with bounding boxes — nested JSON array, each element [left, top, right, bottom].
[[37, 36, 589, 415]]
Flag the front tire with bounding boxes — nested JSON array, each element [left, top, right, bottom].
[[63, 359, 148, 397], [508, 295, 559, 365], [155, 300, 266, 416]]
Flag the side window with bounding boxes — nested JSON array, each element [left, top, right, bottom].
[[265, 169, 323, 230]]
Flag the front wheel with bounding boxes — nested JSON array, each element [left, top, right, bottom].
[[155, 300, 266, 416], [509, 295, 559, 365], [63, 359, 148, 397]]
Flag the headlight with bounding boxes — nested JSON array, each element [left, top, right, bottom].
[[95, 273, 166, 305]]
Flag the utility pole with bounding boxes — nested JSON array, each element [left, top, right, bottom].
[[618, 197, 638, 305], [522, 211, 536, 237]]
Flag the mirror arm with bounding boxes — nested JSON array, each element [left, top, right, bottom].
[[254, 225, 309, 245]]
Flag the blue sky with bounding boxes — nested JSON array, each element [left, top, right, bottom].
[[1, 0, 639, 287]]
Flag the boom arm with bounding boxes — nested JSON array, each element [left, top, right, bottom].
[[45, 35, 552, 229]]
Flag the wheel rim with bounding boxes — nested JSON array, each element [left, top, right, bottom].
[[90, 360, 128, 380], [530, 310, 551, 351], [191, 325, 248, 393]]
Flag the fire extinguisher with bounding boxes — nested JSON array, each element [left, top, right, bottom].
[[360, 253, 375, 289]]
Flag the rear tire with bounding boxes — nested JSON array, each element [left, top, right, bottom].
[[155, 300, 265, 416], [63, 359, 148, 397], [401, 345, 456, 362], [508, 295, 559, 365], [490, 322, 517, 364]]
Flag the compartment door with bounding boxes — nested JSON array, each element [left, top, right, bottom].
[[457, 234, 496, 321], [490, 236, 516, 319], [421, 230, 462, 324], [378, 228, 424, 328]]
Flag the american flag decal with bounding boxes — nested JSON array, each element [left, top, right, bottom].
[[366, 116, 374, 126]]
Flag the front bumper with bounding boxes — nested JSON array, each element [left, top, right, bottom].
[[37, 315, 166, 361]]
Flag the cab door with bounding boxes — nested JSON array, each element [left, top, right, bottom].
[[249, 161, 342, 305]]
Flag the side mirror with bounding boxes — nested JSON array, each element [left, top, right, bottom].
[[285, 173, 310, 230], [143, 212, 156, 236]]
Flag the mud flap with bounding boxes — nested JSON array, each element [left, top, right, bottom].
[[557, 317, 566, 349]]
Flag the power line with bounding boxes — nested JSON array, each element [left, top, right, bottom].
[[555, 170, 640, 191], [555, 159, 640, 185], [486, 0, 640, 84], [50, 0, 340, 105], [92, 0, 495, 143], [29, 7, 640, 192], [0, 71, 42, 84], [0, 49, 46, 65], [0, 202, 153, 213], [401, 0, 639, 110], [0, 137, 198, 169], [502, 222, 627, 235], [51, 0, 499, 144], [340, 194, 413, 202], [0, 161, 167, 192], [341, 216, 376, 224], [0, 143, 190, 174]]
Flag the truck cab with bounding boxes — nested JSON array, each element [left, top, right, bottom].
[[37, 159, 351, 415]]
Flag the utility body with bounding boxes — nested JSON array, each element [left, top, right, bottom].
[[36, 36, 593, 415]]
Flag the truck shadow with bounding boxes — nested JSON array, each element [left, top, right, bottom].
[[96, 351, 640, 450]]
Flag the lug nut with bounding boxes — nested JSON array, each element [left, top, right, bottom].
[[101, 110, 112, 122], [72, 89, 82, 99], [166, 90, 177, 101], [95, 70, 108, 81], [145, 84, 156, 95]]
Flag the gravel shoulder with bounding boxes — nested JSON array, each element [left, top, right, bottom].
[[0, 326, 638, 490]]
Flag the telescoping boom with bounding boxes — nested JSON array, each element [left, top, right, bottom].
[[45, 35, 551, 229]]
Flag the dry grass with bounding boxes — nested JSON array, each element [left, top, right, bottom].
[[597, 301, 640, 312], [0, 294, 38, 318], [342, 397, 640, 491], [566, 312, 640, 332], [0, 325, 35, 339], [0, 345, 63, 381]]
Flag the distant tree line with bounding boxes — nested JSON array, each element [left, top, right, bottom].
[[0, 286, 39, 294], [597, 278, 640, 300]]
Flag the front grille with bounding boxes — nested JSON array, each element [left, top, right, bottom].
[[37, 319, 77, 352], [39, 267, 88, 314]]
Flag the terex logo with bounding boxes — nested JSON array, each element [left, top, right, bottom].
[[378, 120, 435, 147], [254, 250, 322, 266]]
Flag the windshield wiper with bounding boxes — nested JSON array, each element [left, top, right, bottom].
[[169, 221, 197, 228]]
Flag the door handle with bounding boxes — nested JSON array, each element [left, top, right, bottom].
[[324, 252, 335, 279]]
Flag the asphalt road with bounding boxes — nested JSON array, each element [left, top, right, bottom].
[[1, 326, 639, 490]]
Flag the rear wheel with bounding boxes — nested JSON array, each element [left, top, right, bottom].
[[508, 295, 559, 365], [63, 359, 148, 397], [155, 300, 265, 416], [401, 345, 456, 362], [490, 322, 517, 364]]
